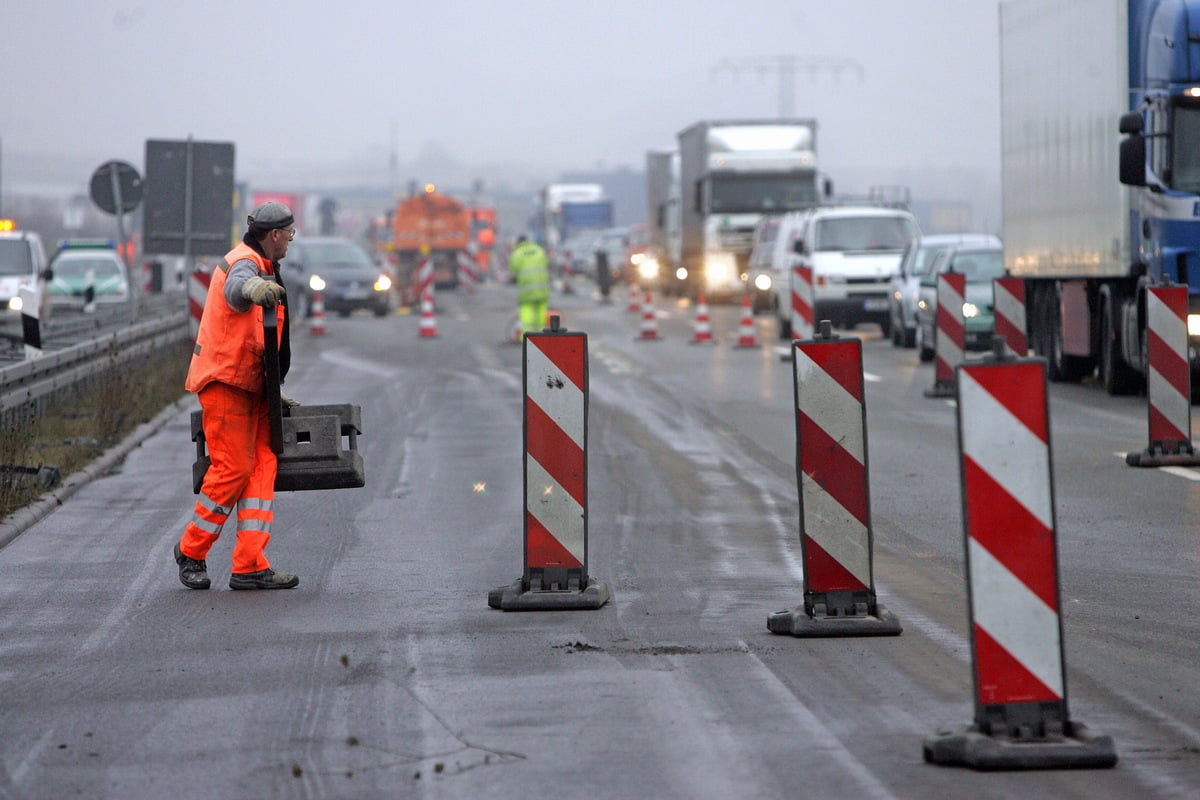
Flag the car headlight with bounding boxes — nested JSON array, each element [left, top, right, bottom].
[[703, 253, 737, 287], [963, 302, 979, 318], [8, 296, 23, 312], [1189, 314, 1200, 336], [638, 257, 660, 280], [675, 267, 689, 281], [374, 273, 392, 292], [754, 273, 772, 292], [309, 274, 327, 292]]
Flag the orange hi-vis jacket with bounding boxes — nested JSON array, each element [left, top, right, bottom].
[[185, 243, 285, 395]]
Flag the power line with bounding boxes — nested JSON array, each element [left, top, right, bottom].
[[711, 55, 864, 118]]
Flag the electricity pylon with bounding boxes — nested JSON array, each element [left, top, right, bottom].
[[711, 55, 864, 118]]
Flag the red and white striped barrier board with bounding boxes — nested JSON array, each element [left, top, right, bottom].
[[924, 354, 1116, 769], [188, 270, 211, 342], [993, 276, 1027, 357], [769, 322, 901, 636], [926, 271, 966, 398], [1127, 284, 1199, 466], [790, 264, 815, 342], [489, 319, 609, 610], [457, 250, 480, 295], [415, 256, 434, 300]]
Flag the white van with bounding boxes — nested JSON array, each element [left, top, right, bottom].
[[771, 205, 920, 337], [0, 226, 49, 316]]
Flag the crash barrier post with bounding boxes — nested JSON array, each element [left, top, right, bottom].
[[189, 269, 210, 342], [691, 293, 713, 344], [781, 264, 814, 362], [418, 288, 437, 339], [993, 276, 1027, 357], [1127, 284, 1200, 466], [190, 310, 365, 492], [768, 320, 902, 637], [490, 315, 610, 610], [637, 290, 660, 341], [18, 284, 42, 360], [735, 294, 760, 348], [925, 270, 965, 398], [924, 342, 1116, 769], [82, 268, 97, 314], [310, 290, 327, 335]]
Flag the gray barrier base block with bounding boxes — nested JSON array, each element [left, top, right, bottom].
[[924, 381, 956, 399], [1125, 449, 1200, 467], [488, 577, 611, 611], [923, 721, 1118, 770], [767, 604, 902, 637]]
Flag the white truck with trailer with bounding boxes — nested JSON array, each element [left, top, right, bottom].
[[676, 119, 825, 301]]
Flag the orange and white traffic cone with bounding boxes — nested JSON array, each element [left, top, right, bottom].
[[310, 290, 327, 335], [735, 294, 759, 348], [691, 293, 714, 344], [637, 290, 660, 341], [418, 288, 437, 339], [627, 282, 641, 313]]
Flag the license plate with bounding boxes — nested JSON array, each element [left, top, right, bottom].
[[862, 298, 888, 311], [343, 289, 369, 300]]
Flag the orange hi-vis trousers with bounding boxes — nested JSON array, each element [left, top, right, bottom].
[[179, 382, 277, 574]]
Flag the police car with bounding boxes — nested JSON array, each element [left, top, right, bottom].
[[47, 240, 131, 308]]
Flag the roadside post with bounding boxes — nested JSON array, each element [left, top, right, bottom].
[[489, 315, 610, 610], [768, 320, 902, 636], [1126, 283, 1200, 466], [924, 341, 1117, 769], [926, 270, 965, 398]]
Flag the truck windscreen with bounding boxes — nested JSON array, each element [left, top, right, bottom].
[[0, 240, 34, 276], [709, 175, 818, 213]]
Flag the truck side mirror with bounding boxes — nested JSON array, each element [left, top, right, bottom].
[[693, 181, 703, 213], [822, 178, 833, 198], [1118, 112, 1144, 135], [792, 239, 805, 255], [1119, 135, 1146, 187]]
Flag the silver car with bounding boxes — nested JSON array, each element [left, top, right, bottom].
[[888, 232, 1001, 348]]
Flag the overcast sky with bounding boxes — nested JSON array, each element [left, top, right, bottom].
[[1, 1, 1002, 197]]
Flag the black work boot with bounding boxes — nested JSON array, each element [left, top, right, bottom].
[[174, 542, 211, 590], [229, 568, 299, 590]]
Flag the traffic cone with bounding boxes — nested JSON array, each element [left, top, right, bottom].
[[310, 290, 327, 335], [418, 289, 437, 338], [735, 294, 759, 348], [691, 293, 714, 344], [627, 282, 641, 313], [637, 290, 660, 341]]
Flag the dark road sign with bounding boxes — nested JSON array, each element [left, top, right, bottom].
[[89, 160, 143, 215]]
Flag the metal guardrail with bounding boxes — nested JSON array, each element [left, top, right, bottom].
[[0, 299, 189, 426]]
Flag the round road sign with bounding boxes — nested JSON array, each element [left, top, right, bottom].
[[90, 160, 143, 215]]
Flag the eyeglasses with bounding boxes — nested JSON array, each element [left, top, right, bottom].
[[277, 227, 296, 241]]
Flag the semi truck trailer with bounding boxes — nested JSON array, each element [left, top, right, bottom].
[[1001, 0, 1200, 393]]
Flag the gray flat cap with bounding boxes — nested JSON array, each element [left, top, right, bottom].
[[247, 201, 294, 231]]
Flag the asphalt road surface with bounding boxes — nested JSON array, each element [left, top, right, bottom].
[[1, 278, 1197, 799]]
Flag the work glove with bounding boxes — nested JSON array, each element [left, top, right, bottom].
[[242, 276, 286, 307], [280, 390, 300, 408]]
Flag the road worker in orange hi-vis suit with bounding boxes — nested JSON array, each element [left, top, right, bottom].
[[174, 201, 302, 591]]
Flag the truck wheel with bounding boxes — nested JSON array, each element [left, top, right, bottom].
[[1100, 296, 1141, 395], [1035, 285, 1090, 382]]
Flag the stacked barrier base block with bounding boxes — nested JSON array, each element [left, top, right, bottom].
[[192, 404, 365, 492]]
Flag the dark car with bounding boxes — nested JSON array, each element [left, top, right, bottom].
[[915, 245, 1005, 362], [284, 237, 392, 318]]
